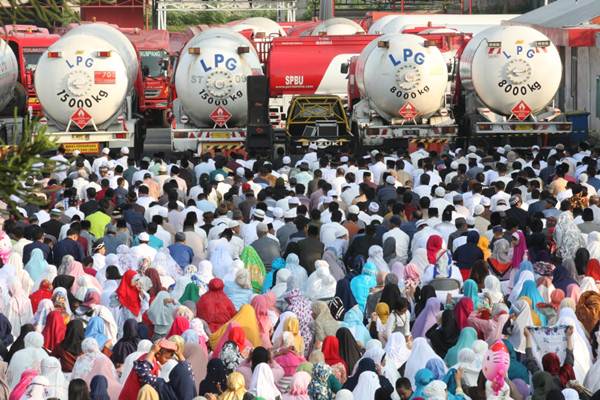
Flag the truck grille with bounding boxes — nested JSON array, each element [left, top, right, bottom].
[[144, 89, 161, 98]]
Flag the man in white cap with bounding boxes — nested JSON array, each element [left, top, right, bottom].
[[130, 231, 157, 261], [303, 143, 318, 166], [251, 222, 281, 272], [320, 209, 348, 248], [411, 218, 439, 256], [116, 147, 129, 169], [278, 156, 292, 177], [215, 174, 231, 197], [490, 181, 510, 212], [367, 202, 383, 224], [240, 209, 266, 246], [430, 185, 451, 217], [92, 147, 111, 176]]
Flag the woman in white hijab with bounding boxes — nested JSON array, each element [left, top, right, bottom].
[[580, 276, 599, 294], [423, 380, 448, 400], [554, 210, 586, 262], [196, 260, 215, 296], [404, 337, 444, 388], [209, 237, 234, 281], [250, 362, 282, 400], [71, 338, 121, 399], [7, 332, 49, 388], [170, 264, 197, 300], [383, 332, 411, 370], [408, 248, 429, 275], [271, 268, 292, 300], [304, 260, 337, 301], [508, 270, 534, 304], [285, 253, 308, 291], [7, 251, 34, 296], [33, 299, 55, 332], [483, 275, 504, 305], [361, 340, 400, 393], [588, 232, 600, 260], [367, 245, 389, 273], [556, 305, 592, 382], [5, 277, 33, 338], [509, 299, 534, 354], [453, 348, 480, 387], [41, 357, 68, 400], [147, 291, 178, 339], [352, 371, 380, 399], [120, 339, 153, 384]]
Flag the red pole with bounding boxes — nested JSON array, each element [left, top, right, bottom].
[[469, 0, 472, 14], [401, 0, 404, 13]]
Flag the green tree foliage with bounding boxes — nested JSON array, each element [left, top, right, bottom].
[[0, 118, 57, 215]]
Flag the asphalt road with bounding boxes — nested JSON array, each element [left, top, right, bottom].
[[143, 127, 172, 155]]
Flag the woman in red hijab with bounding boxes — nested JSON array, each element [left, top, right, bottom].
[[167, 316, 190, 337], [587, 259, 600, 282], [42, 310, 67, 352], [196, 278, 236, 332], [116, 270, 142, 318], [29, 280, 53, 314], [426, 235, 444, 264], [322, 336, 348, 373], [454, 296, 474, 330]]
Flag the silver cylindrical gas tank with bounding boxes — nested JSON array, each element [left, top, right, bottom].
[[368, 15, 399, 34], [35, 23, 138, 129], [0, 38, 18, 112], [230, 17, 287, 38], [459, 25, 561, 116], [355, 33, 448, 121], [310, 18, 365, 36], [175, 28, 263, 128]]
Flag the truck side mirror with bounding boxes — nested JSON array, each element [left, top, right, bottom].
[[340, 63, 349, 74]]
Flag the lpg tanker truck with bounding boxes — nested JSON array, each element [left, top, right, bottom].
[[34, 23, 145, 156], [170, 28, 263, 154], [349, 33, 456, 150], [458, 25, 571, 146], [0, 38, 25, 143]]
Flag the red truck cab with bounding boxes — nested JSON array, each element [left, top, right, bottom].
[[121, 28, 171, 122], [1, 25, 59, 116]]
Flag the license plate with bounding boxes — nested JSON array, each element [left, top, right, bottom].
[[515, 124, 530, 131], [72, 134, 89, 141], [211, 132, 230, 139], [63, 142, 100, 154]]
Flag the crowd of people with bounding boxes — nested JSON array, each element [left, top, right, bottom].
[[1, 141, 600, 399]]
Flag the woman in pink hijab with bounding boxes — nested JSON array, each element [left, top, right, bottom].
[[251, 295, 273, 348], [71, 338, 121, 399], [282, 371, 311, 400], [62, 257, 102, 296], [8, 369, 38, 400], [511, 231, 528, 271]]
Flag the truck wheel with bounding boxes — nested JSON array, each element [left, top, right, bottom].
[[134, 120, 146, 161]]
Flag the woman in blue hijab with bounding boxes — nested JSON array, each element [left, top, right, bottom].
[[342, 305, 372, 347], [462, 279, 480, 310], [411, 368, 435, 399], [84, 316, 108, 349], [518, 280, 547, 326], [350, 262, 377, 312], [552, 265, 578, 293], [261, 257, 286, 293], [444, 327, 478, 366], [514, 260, 534, 286], [25, 248, 49, 285]]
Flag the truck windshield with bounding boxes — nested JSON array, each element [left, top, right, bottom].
[[23, 49, 44, 70], [140, 50, 168, 77]]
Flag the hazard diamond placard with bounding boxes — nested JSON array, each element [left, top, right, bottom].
[[512, 100, 532, 121], [70, 108, 92, 129], [209, 106, 232, 127], [399, 102, 418, 120]]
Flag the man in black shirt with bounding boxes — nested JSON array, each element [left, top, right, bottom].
[[53, 228, 85, 265], [22, 227, 52, 264], [41, 209, 64, 240]]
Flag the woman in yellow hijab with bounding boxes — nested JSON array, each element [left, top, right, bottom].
[[520, 296, 542, 326], [219, 372, 247, 400], [210, 304, 262, 349], [137, 384, 159, 400], [283, 316, 305, 355]]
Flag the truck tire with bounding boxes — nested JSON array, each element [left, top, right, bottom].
[[134, 119, 146, 161]]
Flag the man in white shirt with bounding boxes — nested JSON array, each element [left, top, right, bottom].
[[320, 210, 348, 248], [490, 181, 511, 212], [430, 186, 452, 217], [92, 148, 111, 176], [240, 209, 266, 246], [49, 146, 69, 183], [136, 185, 156, 210], [369, 152, 387, 186], [410, 142, 429, 167], [411, 219, 440, 256], [115, 147, 129, 169], [130, 232, 157, 261], [435, 209, 456, 244], [413, 174, 432, 199], [382, 215, 410, 264]]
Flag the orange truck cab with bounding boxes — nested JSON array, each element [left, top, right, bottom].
[[1, 25, 59, 116]]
